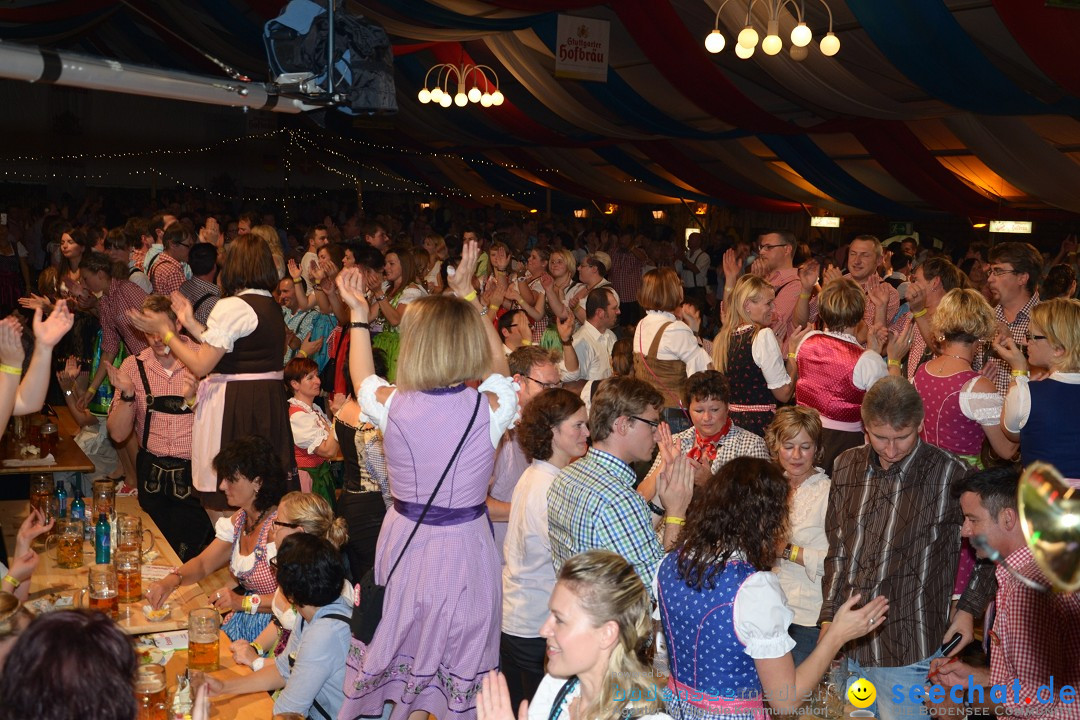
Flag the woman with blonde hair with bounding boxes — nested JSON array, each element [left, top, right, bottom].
[[791, 277, 887, 473], [479, 550, 670, 720], [997, 297, 1080, 478], [712, 274, 794, 436], [230, 491, 349, 669], [901, 288, 1015, 466], [249, 224, 286, 280], [633, 267, 712, 434], [336, 241, 518, 720], [765, 407, 830, 666]]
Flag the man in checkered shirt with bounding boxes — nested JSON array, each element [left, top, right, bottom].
[[975, 242, 1043, 396], [931, 465, 1080, 718]]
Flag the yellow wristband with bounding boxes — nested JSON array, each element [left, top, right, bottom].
[[888, 358, 902, 367], [463, 291, 478, 302], [911, 308, 928, 319], [250, 641, 265, 657], [787, 352, 797, 360], [242, 596, 253, 613], [665, 516, 686, 526], [291, 276, 302, 284], [0, 364, 21, 376], [1010, 369, 1029, 377], [789, 545, 800, 563], [296, 349, 308, 358], [162, 331, 175, 345], [488, 304, 500, 312], [799, 292, 811, 299], [2, 574, 19, 588]]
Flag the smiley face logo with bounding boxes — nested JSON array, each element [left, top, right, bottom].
[[847, 677, 877, 709]]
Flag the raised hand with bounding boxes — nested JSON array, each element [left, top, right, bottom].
[[287, 258, 301, 281], [658, 453, 695, 518], [126, 307, 171, 337], [991, 334, 1027, 372], [788, 323, 813, 352], [179, 369, 198, 402], [722, 248, 740, 283], [822, 264, 843, 286], [828, 593, 890, 645], [335, 267, 368, 314], [887, 323, 915, 364], [170, 291, 195, 328], [0, 317, 24, 367], [555, 313, 575, 343], [60, 356, 85, 390], [749, 257, 768, 278], [33, 302, 74, 349], [906, 280, 926, 313], [448, 240, 481, 298], [798, 259, 820, 292], [867, 323, 888, 354], [477, 671, 527, 720], [18, 293, 52, 312], [867, 281, 890, 311], [15, 506, 54, 556]]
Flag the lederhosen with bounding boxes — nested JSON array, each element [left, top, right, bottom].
[[134, 358, 213, 561]]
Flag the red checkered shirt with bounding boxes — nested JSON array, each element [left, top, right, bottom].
[[609, 250, 645, 303], [110, 343, 195, 459], [974, 292, 1040, 396], [98, 278, 149, 357], [149, 251, 185, 296], [989, 545, 1080, 718], [766, 268, 804, 345], [888, 311, 932, 381]]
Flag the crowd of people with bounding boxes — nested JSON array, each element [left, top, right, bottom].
[[0, 198, 1079, 720]]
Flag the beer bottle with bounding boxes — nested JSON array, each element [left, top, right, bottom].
[[71, 484, 86, 537], [95, 512, 111, 564], [55, 479, 68, 519]]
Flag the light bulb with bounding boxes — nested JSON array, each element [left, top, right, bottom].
[[439, 93, 452, 107], [790, 44, 809, 62], [491, 90, 505, 106], [737, 25, 759, 48], [454, 92, 468, 107], [430, 87, 444, 103], [820, 31, 840, 56], [417, 88, 431, 104], [705, 29, 726, 53], [790, 22, 812, 47], [480, 92, 492, 107], [762, 34, 782, 55], [734, 43, 754, 59], [468, 86, 481, 103]]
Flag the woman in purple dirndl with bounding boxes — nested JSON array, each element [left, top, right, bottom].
[[335, 241, 517, 720]]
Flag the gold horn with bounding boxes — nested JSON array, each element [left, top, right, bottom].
[[1018, 462, 1080, 592]]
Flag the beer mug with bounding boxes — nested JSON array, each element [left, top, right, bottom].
[[117, 513, 153, 554], [28, 474, 55, 521], [92, 478, 116, 521], [79, 564, 119, 620], [187, 608, 220, 671], [134, 665, 168, 720], [115, 551, 142, 603], [45, 518, 85, 569], [39, 421, 58, 456]]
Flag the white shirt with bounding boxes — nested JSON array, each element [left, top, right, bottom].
[[742, 325, 791, 389], [502, 460, 560, 638], [528, 674, 672, 720], [774, 469, 830, 627], [201, 289, 271, 352], [676, 248, 710, 289], [288, 398, 332, 453], [634, 311, 712, 376], [300, 251, 318, 294], [1002, 372, 1080, 432], [564, 321, 616, 382], [214, 515, 277, 575]]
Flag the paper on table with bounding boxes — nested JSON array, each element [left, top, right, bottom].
[[3, 453, 56, 467], [143, 629, 189, 651], [142, 565, 174, 582]]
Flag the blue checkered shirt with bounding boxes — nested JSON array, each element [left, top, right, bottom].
[[548, 448, 663, 594]]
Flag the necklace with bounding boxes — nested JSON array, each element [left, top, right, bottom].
[[243, 509, 268, 536], [938, 352, 973, 365]]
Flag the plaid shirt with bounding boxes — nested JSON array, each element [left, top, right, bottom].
[[609, 250, 645, 303], [821, 441, 994, 667], [178, 276, 221, 326], [150, 251, 185, 296], [988, 546, 1080, 718], [646, 425, 769, 480], [99, 278, 149, 357], [548, 448, 663, 593], [766, 267, 804, 345], [975, 292, 1040, 395], [110, 344, 194, 458]]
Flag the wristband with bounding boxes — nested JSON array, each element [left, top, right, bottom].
[[790, 545, 800, 563], [244, 594, 262, 614], [665, 516, 686, 526], [2, 574, 19, 588], [799, 292, 811, 299], [1010, 369, 1029, 377], [168, 567, 183, 586], [291, 276, 302, 284], [348, 321, 370, 330], [888, 358, 902, 367], [118, 391, 136, 403], [911, 308, 928, 319], [251, 657, 265, 672], [296, 349, 308, 358], [787, 352, 796, 360], [488, 304, 500, 312], [250, 641, 266, 657], [462, 291, 478, 302], [184, 396, 196, 409], [162, 331, 176, 345], [0, 364, 22, 376], [647, 501, 665, 517]]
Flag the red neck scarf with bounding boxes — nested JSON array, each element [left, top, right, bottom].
[[687, 419, 732, 463]]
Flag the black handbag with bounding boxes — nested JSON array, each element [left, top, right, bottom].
[[351, 392, 483, 643]]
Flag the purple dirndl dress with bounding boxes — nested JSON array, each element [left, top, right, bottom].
[[341, 376, 517, 720]]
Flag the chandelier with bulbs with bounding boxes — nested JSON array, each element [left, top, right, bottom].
[[418, 63, 505, 108], [704, 0, 839, 61]]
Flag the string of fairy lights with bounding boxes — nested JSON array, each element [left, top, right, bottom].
[[0, 128, 545, 204]]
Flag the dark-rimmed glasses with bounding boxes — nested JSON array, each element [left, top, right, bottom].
[[629, 415, 661, 429], [525, 375, 562, 390]]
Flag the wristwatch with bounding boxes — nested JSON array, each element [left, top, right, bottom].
[[782, 543, 793, 560], [118, 391, 136, 403], [251, 657, 265, 672]]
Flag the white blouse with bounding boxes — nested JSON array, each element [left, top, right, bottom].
[[740, 325, 791, 389], [774, 469, 830, 627], [201, 289, 272, 352], [214, 515, 277, 574], [358, 373, 519, 448], [1002, 372, 1080, 432], [635, 311, 712, 376], [288, 398, 332, 453]]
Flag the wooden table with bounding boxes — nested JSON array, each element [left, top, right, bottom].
[[0, 495, 208, 634], [0, 405, 95, 475], [160, 629, 278, 719]]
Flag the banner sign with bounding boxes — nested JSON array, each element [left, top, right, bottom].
[[555, 15, 609, 82]]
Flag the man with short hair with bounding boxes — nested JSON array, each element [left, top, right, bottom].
[[77, 251, 149, 409], [300, 224, 329, 290], [977, 242, 1043, 395], [675, 231, 710, 303], [565, 287, 619, 382], [178, 243, 221, 326], [547, 376, 694, 588], [929, 465, 1080, 718], [498, 309, 533, 355], [819, 376, 994, 720], [106, 295, 213, 560], [275, 276, 335, 372], [149, 225, 191, 296], [609, 232, 649, 326], [728, 230, 806, 345], [104, 227, 151, 293], [363, 220, 390, 254], [124, 217, 155, 274], [887, 257, 965, 380], [142, 212, 177, 272], [845, 234, 900, 329], [237, 212, 255, 237]]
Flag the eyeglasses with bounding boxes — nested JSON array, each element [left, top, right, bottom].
[[1026, 333, 1047, 343], [987, 267, 1022, 277], [757, 243, 787, 252], [273, 520, 302, 529], [525, 375, 562, 390], [629, 415, 661, 429]]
